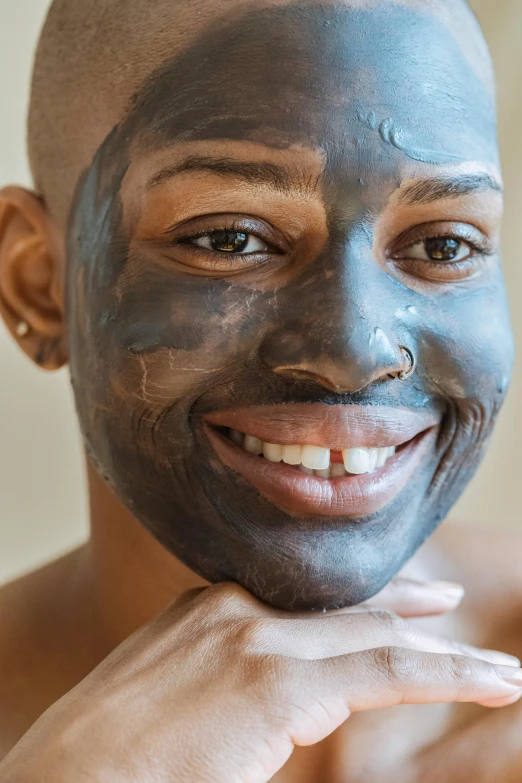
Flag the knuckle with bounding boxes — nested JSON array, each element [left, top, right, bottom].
[[234, 618, 271, 653], [368, 609, 407, 636], [373, 646, 418, 682], [448, 653, 476, 684], [204, 582, 253, 614]]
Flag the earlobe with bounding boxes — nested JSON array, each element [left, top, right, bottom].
[[0, 186, 68, 371]]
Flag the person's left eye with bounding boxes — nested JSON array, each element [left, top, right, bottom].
[[189, 230, 269, 255], [400, 236, 473, 264]]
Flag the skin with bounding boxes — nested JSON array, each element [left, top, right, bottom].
[[61, 3, 513, 611], [1, 0, 522, 780]]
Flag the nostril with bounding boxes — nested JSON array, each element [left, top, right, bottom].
[[259, 322, 413, 392], [388, 346, 416, 381]]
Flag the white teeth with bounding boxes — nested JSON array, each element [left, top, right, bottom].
[[301, 445, 330, 470], [367, 448, 379, 472], [342, 447, 370, 475], [243, 435, 263, 455], [282, 444, 302, 465], [263, 443, 283, 462], [232, 430, 399, 476], [375, 447, 388, 468], [230, 429, 245, 447]]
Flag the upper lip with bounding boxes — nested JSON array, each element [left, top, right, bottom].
[[204, 404, 440, 450]]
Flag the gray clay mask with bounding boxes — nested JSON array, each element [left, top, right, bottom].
[[65, 4, 513, 610]]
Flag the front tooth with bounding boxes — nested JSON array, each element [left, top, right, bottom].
[[368, 449, 379, 472], [282, 445, 302, 465], [387, 446, 396, 458], [315, 468, 330, 478], [301, 445, 330, 470], [230, 429, 245, 446], [263, 443, 283, 462], [342, 447, 371, 475], [375, 447, 388, 468], [244, 435, 263, 454], [330, 463, 346, 478], [299, 465, 314, 475]]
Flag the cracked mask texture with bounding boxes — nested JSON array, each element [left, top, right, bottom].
[[65, 3, 513, 610]]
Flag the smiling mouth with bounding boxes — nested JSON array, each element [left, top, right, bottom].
[[203, 404, 439, 517], [214, 427, 399, 478]]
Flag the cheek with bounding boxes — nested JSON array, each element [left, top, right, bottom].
[[83, 260, 276, 420], [417, 284, 513, 404], [402, 277, 513, 479]]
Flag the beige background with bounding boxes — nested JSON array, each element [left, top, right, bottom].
[[0, 0, 520, 584]]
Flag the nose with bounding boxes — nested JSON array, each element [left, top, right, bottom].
[[259, 249, 411, 395]]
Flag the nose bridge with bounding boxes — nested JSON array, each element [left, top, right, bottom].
[[259, 244, 405, 393]]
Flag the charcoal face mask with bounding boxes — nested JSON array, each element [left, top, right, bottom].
[[65, 4, 513, 610]]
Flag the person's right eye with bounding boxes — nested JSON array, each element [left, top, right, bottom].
[[187, 229, 270, 255], [158, 213, 288, 275]]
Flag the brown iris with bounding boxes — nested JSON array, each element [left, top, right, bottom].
[[424, 237, 461, 262], [208, 230, 249, 253]]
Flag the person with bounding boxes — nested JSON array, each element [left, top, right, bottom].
[[1, 0, 522, 779]]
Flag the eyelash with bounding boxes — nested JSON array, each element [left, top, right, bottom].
[[167, 218, 495, 283], [388, 225, 494, 281]]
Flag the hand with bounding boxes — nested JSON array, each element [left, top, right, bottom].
[[1, 580, 521, 783]]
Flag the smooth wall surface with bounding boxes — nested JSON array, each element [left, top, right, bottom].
[[0, 0, 520, 584]]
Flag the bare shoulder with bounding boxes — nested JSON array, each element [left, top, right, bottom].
[[0, 547, 92, 758]]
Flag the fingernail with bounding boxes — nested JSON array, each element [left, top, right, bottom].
[[426, 581, 465, 598], [497, 666, 522, 686]]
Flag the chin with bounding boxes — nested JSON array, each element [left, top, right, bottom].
[[123, 456, 441, 611]]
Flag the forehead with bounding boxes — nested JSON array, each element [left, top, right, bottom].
[[118, 3, 497, 167]]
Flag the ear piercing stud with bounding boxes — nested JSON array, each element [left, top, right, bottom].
[[16, 321, 30, 338]]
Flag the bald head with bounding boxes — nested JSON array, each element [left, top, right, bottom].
[[28, 0, 492, 223]]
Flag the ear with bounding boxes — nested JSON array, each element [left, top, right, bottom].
[[0, 186, 67, 371]]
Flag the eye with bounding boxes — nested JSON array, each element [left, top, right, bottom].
[[190, 230, 268, 254], [400, 236, 473, 264]]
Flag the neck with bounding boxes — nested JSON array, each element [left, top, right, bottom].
[[83, 458, 207, 650]]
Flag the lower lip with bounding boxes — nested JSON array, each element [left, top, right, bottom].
[[204, 425, 436, 517]]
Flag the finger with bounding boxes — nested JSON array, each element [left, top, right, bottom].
[[247, 610, 520, 667], [338, 651, 522, 708], [361, 578, 465, 618], [289, 651, 522, 746], [477, 691, 522, 708]]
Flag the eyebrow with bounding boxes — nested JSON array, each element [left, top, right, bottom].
[[398, 173, 503, 205], [146, 155, 319, 195]]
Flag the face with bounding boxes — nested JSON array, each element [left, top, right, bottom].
[[65, 2, 513, 610]]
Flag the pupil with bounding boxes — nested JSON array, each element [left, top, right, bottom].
[[425, 237, 461, 262], [210, 230, 249, 253]]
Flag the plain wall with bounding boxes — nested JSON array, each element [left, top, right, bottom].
[[0, 0, 520, 584]]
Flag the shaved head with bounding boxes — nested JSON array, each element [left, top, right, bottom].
[[29, 0, 492, 223]]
